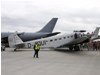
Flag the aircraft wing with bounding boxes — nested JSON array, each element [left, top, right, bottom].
[[67, 35, 91, 45], [57, 34, 91, 48]]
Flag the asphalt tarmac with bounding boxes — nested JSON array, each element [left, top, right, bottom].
[[1, 48, 100, 75]]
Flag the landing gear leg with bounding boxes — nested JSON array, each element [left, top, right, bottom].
[[74, 45, 80, 51], [1, 47, 5, 51]]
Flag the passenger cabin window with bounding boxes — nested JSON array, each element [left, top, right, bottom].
[[59, 38, 61, 40], [63, 37, 66, 39], [67, 36, 69, 38], [71, 35, 73, 38], [55, 39, 57, 41], [50, 40, 53, 42]]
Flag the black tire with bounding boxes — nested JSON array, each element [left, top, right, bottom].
[[3, 47, 5, 51], [1, 47, 5, 51], [14, 49, 16, 51], [74, 46, 80, 51], [69, 46, 73, 50], [3, 49, 5, 51]]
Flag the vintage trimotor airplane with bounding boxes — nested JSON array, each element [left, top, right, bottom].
[[8, 27, 100, 51]]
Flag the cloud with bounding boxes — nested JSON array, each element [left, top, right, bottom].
[[1, 0, 100, 35]]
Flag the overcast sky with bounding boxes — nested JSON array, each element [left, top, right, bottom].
[[1, 0, 100, 34]]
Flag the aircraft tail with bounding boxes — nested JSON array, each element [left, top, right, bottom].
[[91, 27, 100, 40], [8, 32, 24, 48], [38, 18, 58, 33]]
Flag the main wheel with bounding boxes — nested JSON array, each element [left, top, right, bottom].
[[69, 46, 73, 50], [74, 45, 80, 51]]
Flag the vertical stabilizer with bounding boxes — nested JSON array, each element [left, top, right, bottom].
[[8, 32, 23, 48], [91, 27, 100, 39], [38, 18, 58, 33]]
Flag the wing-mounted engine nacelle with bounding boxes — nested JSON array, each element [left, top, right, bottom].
[[73, 30, 86, 39], [74, 30, 86, 33]]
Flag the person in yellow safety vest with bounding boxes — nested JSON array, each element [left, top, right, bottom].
[[33, 43, 40, 58]]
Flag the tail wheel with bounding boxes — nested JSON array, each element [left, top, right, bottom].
[[14, 49, 17, 51]]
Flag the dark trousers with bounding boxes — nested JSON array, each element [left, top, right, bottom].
[[34, 50, 39, 58]]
